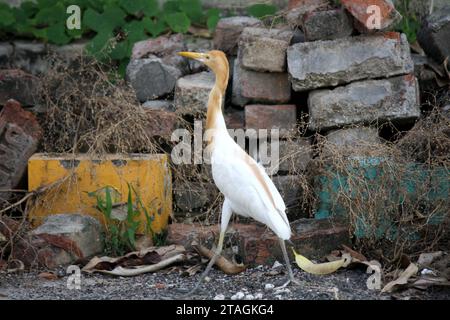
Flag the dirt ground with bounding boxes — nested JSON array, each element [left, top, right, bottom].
[[1, 264, 449, 300]]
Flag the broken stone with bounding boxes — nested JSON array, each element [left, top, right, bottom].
[[31, 214, 104, 264], [174, 72, 220, 115], [341, 0, 402, 32], [303, 9, 354, 41], [239, 27, 293, 72], [412, 54, 436, 82], [308, 75, 420, 131], [142, 100, 174, 112], [323, 127, 382, 158], [417, 5, 450, 64], [245, 104, 297, 138], [0, 100, 42, 203], [126, 58, 183, 102], [167, 219, 349, 266], [288, 33, 414, 92], [288, 0, 326, 10], [232, 58, 291, 106], [131, 34, 188, 72], [12, 213, 103, 269], [0, 69, 39, 106], [213, 16, 262, 55], [184, 35, 214, 73], [285, 1, 326, 28]]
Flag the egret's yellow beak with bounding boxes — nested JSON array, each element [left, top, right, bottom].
[[178, 51, 204, 60]]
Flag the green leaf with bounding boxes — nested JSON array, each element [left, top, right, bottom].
[[247, 4, 277, 18], [34, 2, 65, 25], [119, 0, 146, 15], [0, 8, 15, 27], [144, 17, 166, 38], [32, 28, 47, 40], [164, 12, 190, 34], [124, 20, 147, 44], [162, 0, 180, 14], [109, 40, 129, 60], [206, 8, 220, 31], [142, 0, 159, 17], [180, 0, 204, 24], [47, 22, 71, 45]]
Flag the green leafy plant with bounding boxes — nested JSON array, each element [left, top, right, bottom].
[[90, 184, 141, 256], [395, 0, 421, 43]]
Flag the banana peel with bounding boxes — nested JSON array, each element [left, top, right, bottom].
[[292, 248, 351, 275]]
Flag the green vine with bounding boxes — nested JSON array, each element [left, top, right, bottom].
[[0, 0, 276, 76]]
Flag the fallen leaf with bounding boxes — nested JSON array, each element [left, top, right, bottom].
[[192, 241, 246, 275], [417, 251, 443, 267], [342, 245, 367, 261], [292, 249, 350, 275], [381, 263, 418, 293], [410, 276, 450, 290], [182, 264, 203, 277], [38, 272, 58, 280]]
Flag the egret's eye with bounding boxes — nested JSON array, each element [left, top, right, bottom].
[[206, 55, 210, 60]]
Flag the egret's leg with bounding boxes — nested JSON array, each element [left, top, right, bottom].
[[276, 238, 302, 289], [181, 199, 233, 297]]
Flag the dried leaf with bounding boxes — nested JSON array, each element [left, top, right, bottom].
[[293, 249, 351, 275], [182, 264, 203, 277], [342, 245, 367, 261], [192, 241, 246, 275], [382, 263, 418, 293], [411, 276, 450, 290], [38, 272, 58, 280]]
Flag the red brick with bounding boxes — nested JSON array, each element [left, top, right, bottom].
[[145, 110, 178, 138], [245, 104, 297, 138], [0, 69, 39, 106], [0, 99, 42, 203], [167, 219, 349, 266], [341, 0, 401, 31]]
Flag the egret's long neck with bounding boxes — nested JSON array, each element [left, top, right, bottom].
[[206, 70, 228, 134]]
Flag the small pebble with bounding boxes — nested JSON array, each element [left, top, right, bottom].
[[255, 293, 263, 299], [264, 283, 275, 291], [231, 291, 245, 300], [214, 294, 225, 300], [272, 261, 283, 269], [204, 276, 211, 283], [274, 288, 291, 295], [245, 294, 255, 300]]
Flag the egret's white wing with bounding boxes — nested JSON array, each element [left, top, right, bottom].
[[211, 137, 290, 239]]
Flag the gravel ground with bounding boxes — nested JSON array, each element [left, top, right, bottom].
[[1, 265, 449, 300]]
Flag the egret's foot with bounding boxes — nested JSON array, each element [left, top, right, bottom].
[[274, 278, 302, 290]]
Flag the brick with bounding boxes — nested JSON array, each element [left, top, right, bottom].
[[224, 107, 245, 129], [245, 104, 297, 138], [0, 69, 39, 106], [12, 41, 48, 75], [174, 71, 222, 115], [0, 42, 13, 68], [341, 0, 402, 32], [239, 27, 293, 72], [262, 138, 312, 174], [232, 58, 291, 106], [288, 0, 326, 10], [303, 9, 354, 41], [308, 75, 420, 131], [213, 16, 262, 55], [145, 110, 178, 138], [417, 5, 450, 64], [126, 58, 183, 102], [167, 219, 349, 265], [285, 1, 325, 27], [28, 153, 172, 234], [288, 33, 414, 92], [0, 99, 42, 203]]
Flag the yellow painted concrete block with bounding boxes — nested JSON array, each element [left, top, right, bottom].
[[28, 154, 172, 234]]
